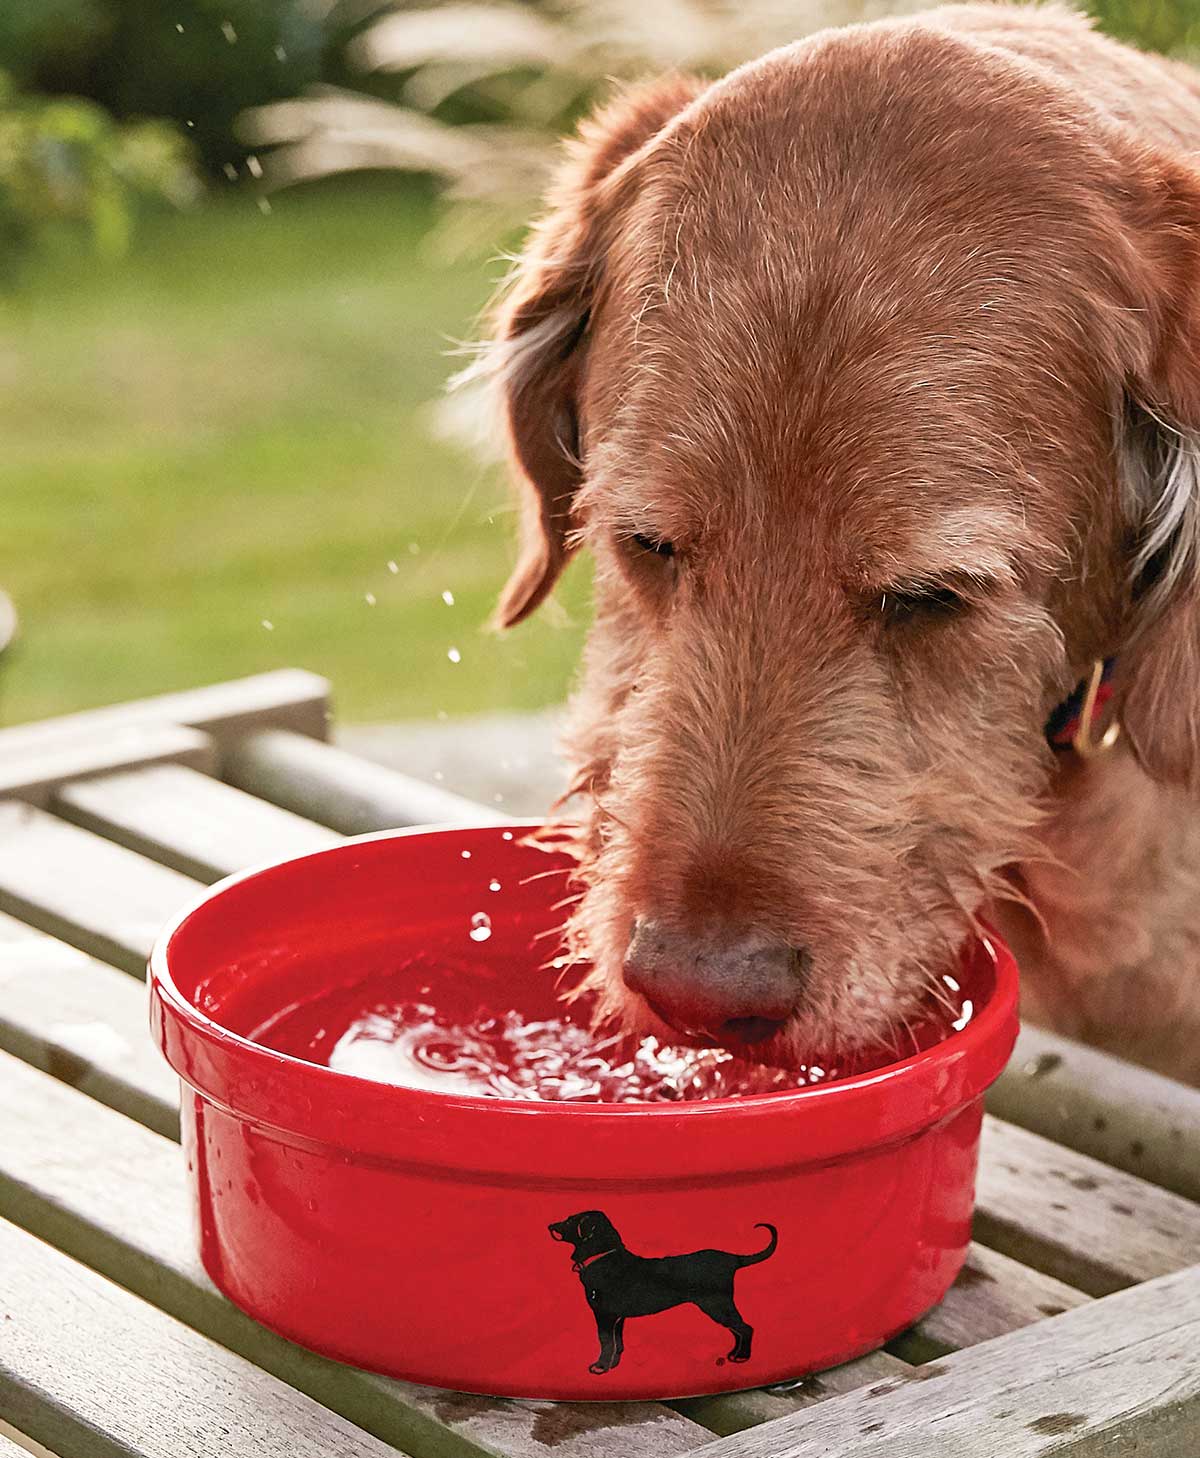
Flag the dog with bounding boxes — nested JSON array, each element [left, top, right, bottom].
[[548, 1210, 777, 1371], [479, 4, 1200, 1083]]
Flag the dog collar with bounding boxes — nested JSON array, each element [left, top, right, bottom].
[[1045, 658, 1119, 758], [573, 1248, 618, 1272]]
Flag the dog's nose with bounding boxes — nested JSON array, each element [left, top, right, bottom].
[[622, 919, 806, 1045]]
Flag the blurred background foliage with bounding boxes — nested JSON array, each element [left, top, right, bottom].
[[0, 0, 1196, 725]]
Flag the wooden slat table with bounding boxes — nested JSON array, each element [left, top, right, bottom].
[[1, 673, 1197, 1457]]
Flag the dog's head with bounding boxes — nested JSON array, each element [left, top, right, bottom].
[[549, 1211, 622, 1256], [483, 17, 1200, 1058]]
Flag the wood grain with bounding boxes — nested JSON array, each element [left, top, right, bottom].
[[0, 1053, 710, 1458], [988, 1023, 1200, 1202], [975, 1116, 1200, 1295], [892, 1243, 1089, 1362], [0, 669, 329, 759], [223, 728, 502, 832], [0, 722, 214, 807], [0, 912, 179, 1138], [53, 762, 341, 882], [0, 1215, 407, 1458], [0, 804, 201, 975], [0, 1426, 58, 1458], [672, 1262, 1200, 1458]]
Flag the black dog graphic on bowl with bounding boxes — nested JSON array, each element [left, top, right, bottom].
[[548, 1210, 778, 1373]]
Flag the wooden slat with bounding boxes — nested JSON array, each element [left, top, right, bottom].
[[223, 728, 501, 832], [0, 913, 179, 1139], [53, 763, 342, 882], [0, 721, 215, 808], [674, 1351, 909, 1436], [0, 670, 329, 758], [679, 1246, 1088, 1435], [888, 1244, 1088, 1363], [0, 1053, 710, 1458], [675, 1262, 1200, 1458], [988, 1023, 1200, 1202], [0, 804, 201, 975], [0, 1217, 407, 1458], [974, 1115, 1200, 1296], [0, 1428, 55, 1458]]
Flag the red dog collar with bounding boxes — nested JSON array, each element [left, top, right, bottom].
[[1045, 658, 1118, 755], [573, 1248, 619, 1272]]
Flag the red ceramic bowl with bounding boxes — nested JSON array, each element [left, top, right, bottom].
[[149, 822, 1019, 1401]]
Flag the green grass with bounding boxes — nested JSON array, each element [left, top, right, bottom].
[[0, 177, 590, 726]]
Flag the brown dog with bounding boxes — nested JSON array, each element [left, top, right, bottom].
[[478, 4, 1200, 1081]]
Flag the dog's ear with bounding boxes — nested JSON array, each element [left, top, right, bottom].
[[1115, 156, 1200, 788], [486, 75, 704, 628]]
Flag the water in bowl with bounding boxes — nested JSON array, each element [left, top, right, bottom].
[[252, 958, 973, 1103]]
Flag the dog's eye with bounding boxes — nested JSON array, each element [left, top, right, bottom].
[[631, 532, 675, 559], [881, 582, 968, 623]]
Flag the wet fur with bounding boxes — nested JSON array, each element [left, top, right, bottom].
[[480, 5, 1200, 1081]]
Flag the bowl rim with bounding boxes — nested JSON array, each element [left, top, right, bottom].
[[149, 821, 1020, 1178]]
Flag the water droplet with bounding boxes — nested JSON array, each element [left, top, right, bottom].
[[441, 589, 455, 606], [488, 880, 501, 892], [261, 619, 274, 631], [257, 197, 272, 215], [175, 21, 185, 31], [942, 974, 960, 992], [245, 154, 263, 179], [221, 20, 238, 43], [408, 542, 420, 555], [185, 119, 196, 128], [274, 44, 288, 61], [305, 1197, 318, 1213], [951, 999, 973, 1032], [387, 560, 399, 574], [460, 850, 472, 859], [436, 710, 448, 722], [501, 831, 514, 841], [447, 647, 461, 664], [364, 592, 376, 606], [222, 162, 238, 181], [469, 912, 492, 943]]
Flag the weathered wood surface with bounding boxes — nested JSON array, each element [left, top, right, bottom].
[[674, 1352, 910, 1436], [0, 1052, 710, 1458], [890, 1243, 1088, 1363], [0, 721, 214, 807], [673, 1262, 1200, 1458], [223, 727, 501, 832], [975, 1116, 1200, 1296], [0, 803, 201, 975], [988, 1023, 1200, 1203], [0, 669, 329, 757], [0, 1421, 62, 1458], [0, 671, 328, 804], [53, 762, 341, 882], [0, 913, 178, 1138], [0, 1216, 410, 1458]]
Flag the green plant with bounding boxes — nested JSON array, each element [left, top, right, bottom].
[[0, 71, 196, 273]]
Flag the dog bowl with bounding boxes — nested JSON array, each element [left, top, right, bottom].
[[149, 822, 1019, 1401]]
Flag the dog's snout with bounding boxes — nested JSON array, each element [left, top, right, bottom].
[[623, 919, 806, 1044]]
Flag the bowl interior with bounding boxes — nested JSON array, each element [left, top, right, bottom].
[[162, 823, 997, 1098]]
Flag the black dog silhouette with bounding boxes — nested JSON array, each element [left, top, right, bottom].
[[548, 1210, 778, 1373]]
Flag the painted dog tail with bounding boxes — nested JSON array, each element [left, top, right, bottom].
[[737, 1223, 778, 1266]]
